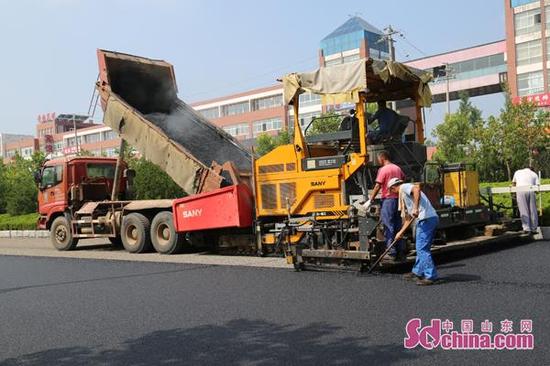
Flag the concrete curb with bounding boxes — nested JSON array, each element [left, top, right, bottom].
[[0, 230, 50, 238]]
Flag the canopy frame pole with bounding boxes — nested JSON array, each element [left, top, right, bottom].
[[356, 94, 367, 156], [292, 96, 308, 162], [415, 97, 425, 144]]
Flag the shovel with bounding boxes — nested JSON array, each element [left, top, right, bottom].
[[367, 217, 414, 274]]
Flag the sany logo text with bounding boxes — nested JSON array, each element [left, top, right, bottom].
[[183, 208, 202, 218]]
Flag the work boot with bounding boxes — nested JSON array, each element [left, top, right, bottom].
[[403, 272, 422, 281], [416, 278, 438, 286]]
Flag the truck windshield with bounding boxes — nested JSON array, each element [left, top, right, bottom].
[[86, 163, 116, 179]]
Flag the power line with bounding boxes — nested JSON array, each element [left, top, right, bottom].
[[398, 33, 428, 57]]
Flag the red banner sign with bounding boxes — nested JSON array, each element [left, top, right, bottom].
[[512, 92, 550, 107], [63, 146, 80, 155]]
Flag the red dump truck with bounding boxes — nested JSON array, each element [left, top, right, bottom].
[[36, 50, 256, 254]]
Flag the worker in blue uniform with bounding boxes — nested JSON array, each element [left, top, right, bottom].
[[367, 100, 399, 144], [388, 178, 439, 285]]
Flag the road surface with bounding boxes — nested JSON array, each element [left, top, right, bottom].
[[0, 238, 548, 365], [0, 238, 289, 269]]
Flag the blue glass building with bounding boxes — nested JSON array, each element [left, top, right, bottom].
[[320, 16, 389, 66]]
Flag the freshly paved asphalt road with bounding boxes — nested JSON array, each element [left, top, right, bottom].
[[0, 240, 548, 365]]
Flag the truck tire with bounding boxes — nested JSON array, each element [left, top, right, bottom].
[[50, 216, 79, 251], [151, 211, 184, 254], [121, 213, 153, 253]]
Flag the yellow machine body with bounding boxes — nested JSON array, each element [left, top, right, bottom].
[[252, 58, 433, 256], [254, 100, 367, 220], [443, 169, 480, 207]]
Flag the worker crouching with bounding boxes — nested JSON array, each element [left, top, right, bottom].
[[388, 178, 439, 286]]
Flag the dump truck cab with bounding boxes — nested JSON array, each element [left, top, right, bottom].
[[36, 156, 127, 230]]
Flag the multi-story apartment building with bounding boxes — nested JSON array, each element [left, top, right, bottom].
[[505, 0, 550, 106]]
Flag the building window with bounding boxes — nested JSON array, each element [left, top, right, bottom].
[[66, 136, 82, 147], [511, 0, 539, 7], [251, 94, 283, 111], [221, 101, 250, 117], [102, 130, 117, 141], [516, 39, 542, 66], [288, 112, 321, 130], [223, 123, 250, 138], [21, 147, 33, 157], [325, 58, 343, 67], [343, 53, 361, 63], [38, 128, 54, 138], [198, 106, 220, 119], [253, 118, 282, 136], [517, 71, 544, 96], [53, 142, 63, 152], [321, 26, 387, 58], [83, 132, 101, 144], [430, 53, 505, 82], [299, 93, 321, 107], [514, 8, 541, 36]]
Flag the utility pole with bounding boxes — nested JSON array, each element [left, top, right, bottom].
[[383, 25, 399, 62], [380, 25, 401, 110], [443, 63, 455, 115], [444, 63, 450, 115], [433, 63, 455, 115]]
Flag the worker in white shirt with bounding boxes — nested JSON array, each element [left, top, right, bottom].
[[388, 178, 439, 285], [512, 166, 540, 234]]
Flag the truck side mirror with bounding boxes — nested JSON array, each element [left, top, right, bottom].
[[123, 168, 136, 179], [123, 168, 136, 199], [33, 170, 42, 185]]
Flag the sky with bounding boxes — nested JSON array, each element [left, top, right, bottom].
[[0, 0, 505, 137]]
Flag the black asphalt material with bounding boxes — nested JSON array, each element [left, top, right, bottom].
[[0, 240, 548, 365], [146, 99, 252, 172]]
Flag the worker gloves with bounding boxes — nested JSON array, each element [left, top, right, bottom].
[[352, 199, 372, 217]]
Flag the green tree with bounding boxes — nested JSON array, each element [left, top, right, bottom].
[[424, 139, 437, 147], [128, 156, 185, 199], [483, 96, 549, 180], [255, 129, 293, 156], [456, 92, 483, 128], [5, 155, 38, 215], [30, 151, 46, 172], [0, 162, 7, 213], [432, 93, 485, 165], [307, 111, 341, 135]]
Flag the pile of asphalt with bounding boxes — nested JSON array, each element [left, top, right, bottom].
[[145, 100, 252, 172]]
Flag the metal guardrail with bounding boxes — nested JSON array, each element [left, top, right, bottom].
[[485, 184, 550, 218], [488, 184, 550, 194]]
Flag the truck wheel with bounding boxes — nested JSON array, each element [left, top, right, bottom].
[[151, 211, 184, 254], [121, 213, 153, 253], [50, 216, 79, 251]]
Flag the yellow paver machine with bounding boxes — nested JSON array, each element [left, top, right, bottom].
[[254, 59, 523, 270]]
